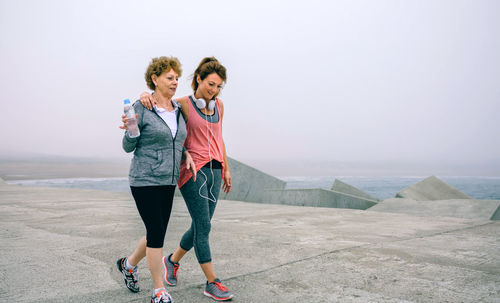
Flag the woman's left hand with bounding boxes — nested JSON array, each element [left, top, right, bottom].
[[222, 170, 232, 193]]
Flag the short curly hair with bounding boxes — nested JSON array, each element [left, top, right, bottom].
[[145, 56, 182, 90]]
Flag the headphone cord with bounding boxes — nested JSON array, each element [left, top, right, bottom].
[[198, 104, 217, 203]]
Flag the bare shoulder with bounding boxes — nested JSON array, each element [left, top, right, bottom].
[[218, 98, 224, 117], [174, 96, 190, 120], [175, 96, 190, 107]]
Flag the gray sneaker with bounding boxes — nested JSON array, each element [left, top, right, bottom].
[[151, 289, 174, 303], [204, 278, 233, 301], [163, 254, 179, 286], [116, 257, 140, 293]]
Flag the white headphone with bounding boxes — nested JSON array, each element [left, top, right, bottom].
[[194, 97, 216, 110]]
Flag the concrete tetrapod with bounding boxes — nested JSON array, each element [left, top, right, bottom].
[[256, 188, 378, 210], [396, 176, 471, 200], [331, 179, 379, 201], [218, 157, 286, 202], [369, 198, 500, 220], [174, 157, 286, 202]]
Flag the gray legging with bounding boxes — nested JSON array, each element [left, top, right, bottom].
[[179, 165, 222, 264]]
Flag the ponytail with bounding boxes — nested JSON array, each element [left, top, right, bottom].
[[191, 57, 227, 92]]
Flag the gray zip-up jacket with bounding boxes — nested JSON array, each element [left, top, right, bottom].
[[122, 100, 187, 186]]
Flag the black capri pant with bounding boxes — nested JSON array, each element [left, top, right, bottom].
[[130, 185, 176, 248]]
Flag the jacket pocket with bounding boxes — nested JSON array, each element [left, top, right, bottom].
[[130, 149, 156, 177], [151, 149, 174, 177]]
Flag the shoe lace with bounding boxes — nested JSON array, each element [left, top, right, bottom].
[[128, 267, 138, 282], [156, 290, 172, 303], [213, 281, 229, 292]]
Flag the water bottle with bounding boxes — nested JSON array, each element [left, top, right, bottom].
[[123, 99, 140, 138]]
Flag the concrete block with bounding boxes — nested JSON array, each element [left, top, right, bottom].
[[396, 176, 471, 200], [331, 179, 379, 201], [174, 158, 378, 209], [219, 157, 286, 202], [369, 198, 500, 220], [491, 204, 500, 220], [175, 157, 286, 201], [255, 188, 378, 210]]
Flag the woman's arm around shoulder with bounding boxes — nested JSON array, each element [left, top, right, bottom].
[[174, 96, 190, 122], [139, 92, 155, 110]]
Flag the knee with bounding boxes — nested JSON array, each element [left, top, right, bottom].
[[196, 221, 211, 236], [146, 235, 164, 248]]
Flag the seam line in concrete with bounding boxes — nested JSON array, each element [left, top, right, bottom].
[[221, 221, 495, 284]]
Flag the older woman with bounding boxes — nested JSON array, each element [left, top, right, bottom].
[[140, 57, 233, 301], [118, 56, 196, 303]]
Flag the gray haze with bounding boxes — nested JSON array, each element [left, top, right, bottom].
[[1, 0, 499, 175]]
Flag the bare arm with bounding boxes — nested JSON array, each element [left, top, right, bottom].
[[219, 99, 232, 193], [175, 96, 189, 122]]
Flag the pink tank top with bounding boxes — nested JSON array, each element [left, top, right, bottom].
[[177, 96, 225, 188]]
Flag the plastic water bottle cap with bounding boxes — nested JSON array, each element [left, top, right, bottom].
[[124, 99, 131, 104]]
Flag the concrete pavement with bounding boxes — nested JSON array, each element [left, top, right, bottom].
[[1, 182, 499, 302]]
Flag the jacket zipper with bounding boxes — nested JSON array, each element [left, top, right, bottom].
[[152, 107, 181, 183], [172, 109, 181, 183]]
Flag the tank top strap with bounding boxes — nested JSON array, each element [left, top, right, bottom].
[[215, 98, 221, 119]]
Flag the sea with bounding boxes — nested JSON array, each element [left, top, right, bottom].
[[6, 176, 500, 200]]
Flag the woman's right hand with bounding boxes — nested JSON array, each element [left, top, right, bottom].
[[119, 114, 138, 131], [140, 92, 156, 110]]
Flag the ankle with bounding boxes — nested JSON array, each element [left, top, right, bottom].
[[169, 254, 180, 264], [125, 258, 136, 270]]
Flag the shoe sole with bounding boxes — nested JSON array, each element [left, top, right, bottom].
[[203, 290, 233, 301], [116, 258, 140, 293], [163, 256, 177, 286]]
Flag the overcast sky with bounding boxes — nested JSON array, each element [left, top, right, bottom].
[[1, 0, 499, 175]]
